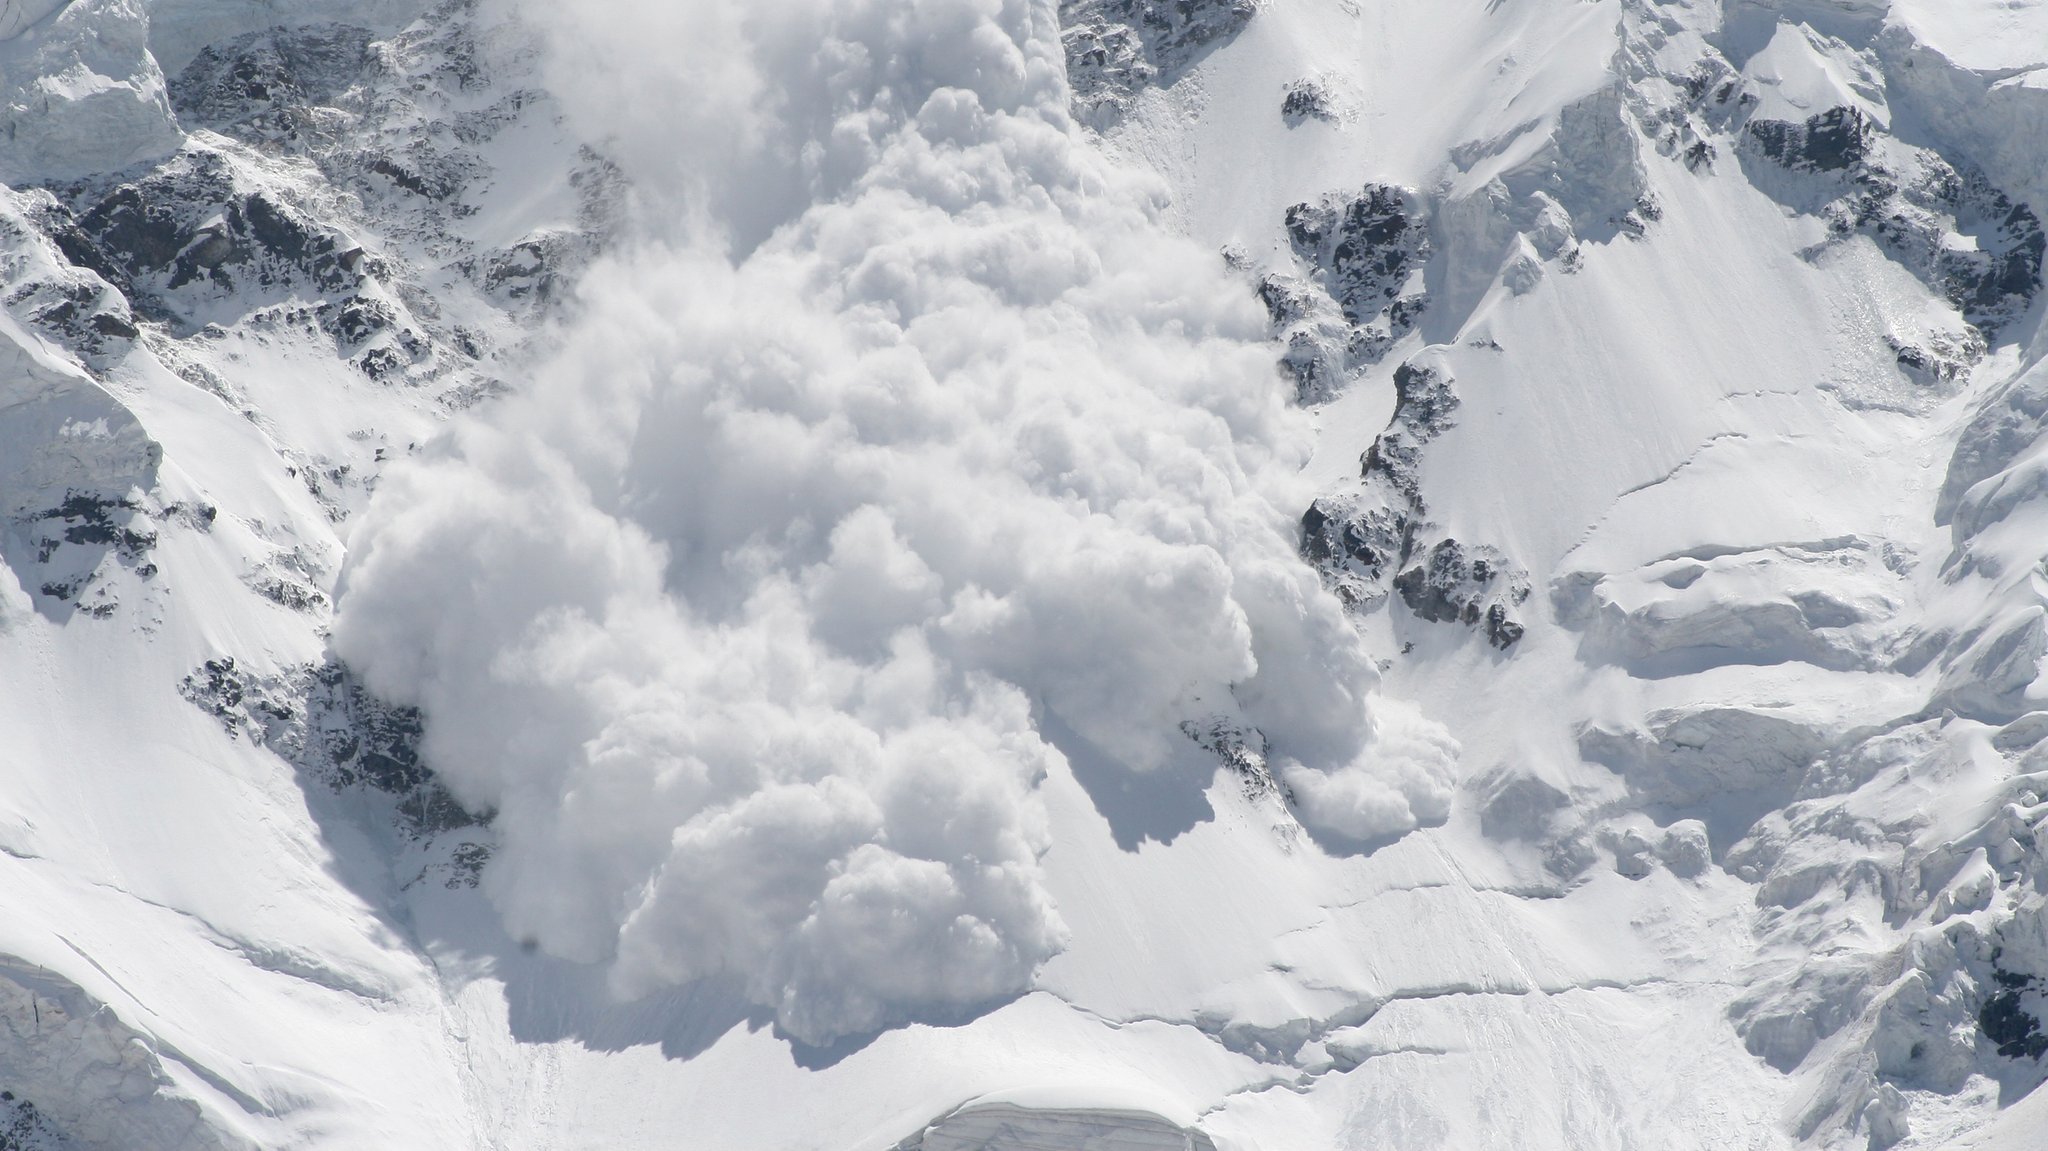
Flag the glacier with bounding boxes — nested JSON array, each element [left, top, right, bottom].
[[0, 0, 2045, 1149]]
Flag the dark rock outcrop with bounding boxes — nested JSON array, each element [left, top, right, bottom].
[[37, 151, 380, 353], [0, 1093, 64, 1151], [1284, 184, 1430, 332], [1394, 539, 1532, 649], [1061, 0, 1256, 126], [1262, 184, 1431, 400], [1979, 962, 2048, 1061], [180, 656, 487, 862], [1743, 105, 2043, 342], [1298, 361, 1531, 647], [1748, 106, 1877, 174], [1281, 79, 1337, 127], [169, 23, 378, 143]]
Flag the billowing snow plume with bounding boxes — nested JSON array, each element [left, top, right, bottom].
[[333, 0, 1454, 1044]]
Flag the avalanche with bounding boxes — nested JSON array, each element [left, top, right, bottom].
[[0, 0, 2043, 1149]]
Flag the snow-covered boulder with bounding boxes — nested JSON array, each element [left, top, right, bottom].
[[1558, 539, 1905, 676], [1580, 705, 1831, 809]]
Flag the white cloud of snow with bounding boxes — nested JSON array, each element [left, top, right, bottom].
[[332, 0, 1455, 1044]]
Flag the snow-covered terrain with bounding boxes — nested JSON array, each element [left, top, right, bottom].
[[2, 0, 2048, 1147]]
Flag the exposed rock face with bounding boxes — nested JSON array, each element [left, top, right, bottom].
[[1730, 92, 2042, 346], [43, 151, 368, 327], [0, 0, 614, 636], [1979, 962, 2048, 1061], [1281, 184, 1430, 364], [1257, 271, 1352, 405], [1747, 104, 1876, 173], [0, 1093, 64, 1151], [1300, 360, 1530, 647], [2, 4, 620, 401], [1368, 357, 1460, 484], [1275, 94, 1659, 636], [1299, 493, 1403, 610], [2, 190, 142, 371], [1060, 0, 1256, 126], [168, 13, 623, 327], [1257, 183, 1432, 404], [1299, 360, 1448, 610], [1633, 15, 2040, 415], [168, 23, 378, 137], [180, 656, 486, 853], [1180, 714, 1291, 802], [1394, 539, 1531, 650], [0, 0, 619, 633], [1280, 77, 1337, 127]]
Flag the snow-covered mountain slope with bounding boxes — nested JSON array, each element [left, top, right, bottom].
[[2, 0, 2047, 1148]]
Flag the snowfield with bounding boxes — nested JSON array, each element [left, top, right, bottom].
[[1, 0, 2047, 1148]]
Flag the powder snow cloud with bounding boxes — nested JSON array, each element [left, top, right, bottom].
[[332, 0, 1455, 1044]]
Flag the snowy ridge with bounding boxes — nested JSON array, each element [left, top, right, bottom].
[[0, 0, 2044, 1149]]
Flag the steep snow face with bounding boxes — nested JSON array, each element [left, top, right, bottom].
[[331, 0, 1457, 1046], [1, 0, 2047, 1149]]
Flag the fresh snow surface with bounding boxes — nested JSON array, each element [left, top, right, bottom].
[[0, 1, 2046, 1149]]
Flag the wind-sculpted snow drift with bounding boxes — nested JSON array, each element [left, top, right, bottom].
[[332, 0, 1454, 1045]]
